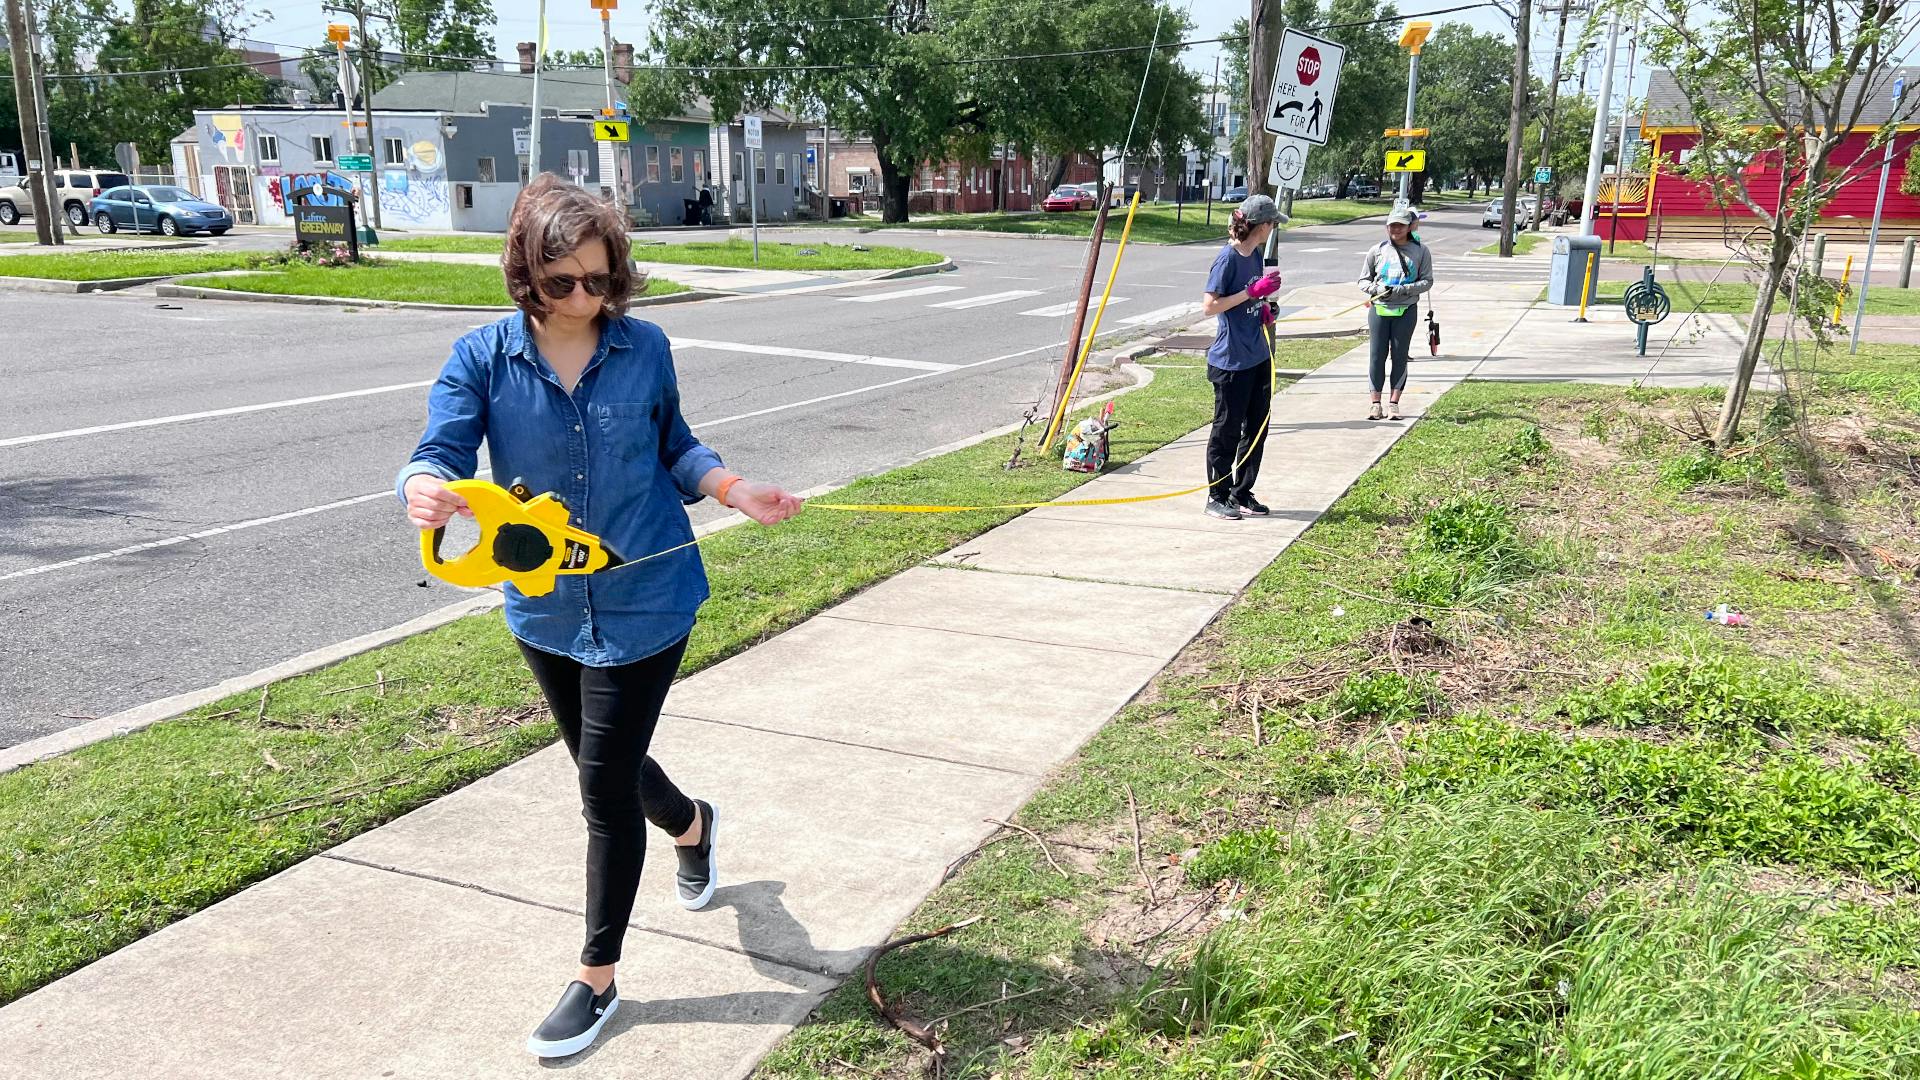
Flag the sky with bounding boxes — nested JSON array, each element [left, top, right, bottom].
[[241, 1, 1653, 108]]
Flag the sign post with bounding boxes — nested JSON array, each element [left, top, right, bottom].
[[1852, 76, 1905, 354], [743, 115, 763, 264], [1394, 22, 1433, 204]]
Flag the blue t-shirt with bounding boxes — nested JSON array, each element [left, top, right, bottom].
[[1205, 243, 1268, 371]]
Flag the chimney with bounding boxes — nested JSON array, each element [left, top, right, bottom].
[[516, 41, 536, 74], [613, 42, 634, 86]]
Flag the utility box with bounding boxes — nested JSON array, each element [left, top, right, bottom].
[[1548, 234, 1603, 306]]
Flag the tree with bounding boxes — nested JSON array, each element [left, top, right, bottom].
[[1413, 26, 1511, 199], [388, 0, 496, 69], [1628, 0, 1920, 447], [1522, 91, 1594, 202], [640, 0, 1206, 222]]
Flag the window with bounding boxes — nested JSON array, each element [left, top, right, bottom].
[[693, 149, 706, 185], [774, 152, 786, 186], [734, 151, 743, 186], [670, 146, 684, 183], [476, 157, 496, 183], [383, 137, 405, 165], [645, 145, 660, 183], [754, 150, 766, 185], [311, 135, 334, 164], [848, 172, 867, 193], [256, 134, 280, 164], [101, 186, 129, 201], [458, 184, 474, 209]]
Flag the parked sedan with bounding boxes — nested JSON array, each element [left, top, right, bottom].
[[91, 184, 233, 236], [1041, 186, 1097, 212], [1481, 197, 1538, 228]]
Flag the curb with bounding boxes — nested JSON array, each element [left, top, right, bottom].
[[0, 274, 177, 293], [872, 257, 956, 279], [152, 280, 725, 312], [0, 362, 1164, 776]]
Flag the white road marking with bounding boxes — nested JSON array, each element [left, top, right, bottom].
[[1019, 297, 1130, 318], [1118, 301, 1204, 326], [3, 341, 1070, 582], [671, 336, 952, 372], [0, 380, 436, 450], [928, 289, 1043, 310], [836, 284, 965, 303], [1296, 246, 1337, 253]]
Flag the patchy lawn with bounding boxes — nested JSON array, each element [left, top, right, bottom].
[[181, 260, 687, 306], [380, 235, 945, 271], [0, 251, 266, 280]]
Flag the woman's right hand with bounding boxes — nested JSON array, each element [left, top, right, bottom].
[[404, 474, 472, 532]]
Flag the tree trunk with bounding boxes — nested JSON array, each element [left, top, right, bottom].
[[1713, 227, 1797, 448], [1048, 156, 1070, 191], [877, 155, 910, 223]]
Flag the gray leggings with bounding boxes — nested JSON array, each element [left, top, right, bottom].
[[1367, 305, 1418, 396]]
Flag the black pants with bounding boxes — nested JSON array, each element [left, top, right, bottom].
[[1368, 305, 1418, 395], [518, 637, 698, 967], [1206, 360, 1271, 503]]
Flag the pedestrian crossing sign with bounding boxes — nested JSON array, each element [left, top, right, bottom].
[[593, 120, 630, 143], [1385, 150, 1426, 173]]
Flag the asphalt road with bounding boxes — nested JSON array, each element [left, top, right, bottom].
[[0, 203, 1509, 747]]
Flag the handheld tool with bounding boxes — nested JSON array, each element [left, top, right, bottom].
[[419, 479, 623, 597]]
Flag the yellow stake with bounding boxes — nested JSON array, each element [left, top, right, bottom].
[[1041, 189, 1144, 450], [1835, 253, 1854, 324], [1575, 251, 1597, 322]]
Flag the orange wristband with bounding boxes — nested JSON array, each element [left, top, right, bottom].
[[716, 475, 742, 507]]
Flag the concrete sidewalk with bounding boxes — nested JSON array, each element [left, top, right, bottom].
[[0, 282, 1762, 1079]]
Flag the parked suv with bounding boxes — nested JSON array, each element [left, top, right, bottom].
[[53, 169, 132, 228]]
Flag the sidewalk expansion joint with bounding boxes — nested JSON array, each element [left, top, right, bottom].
[[930, 562, 1235, 596], [813, 613, 1178, 661], [662, 712, 1045, 777]]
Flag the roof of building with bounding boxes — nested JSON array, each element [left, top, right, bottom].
[[370, 69, 808, 127], [1644, 66, 1920, 130]]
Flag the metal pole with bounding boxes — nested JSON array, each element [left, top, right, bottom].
[[1902, 236, 1915, 288], [348, 0, 381, 229], [529, 0, 546, 185], [1852, 106, 1901, 352], [748, 136, 759, 262], [1533, 4, 1573, 232], [601, 10, 624, 221], [21, 0, 63, 241], [338, 41, 356, 174], [1399, 48, 1419, 205], [1606, 19, 1639, 252], [1579, 12, 1622, 235], [1497, 0, 1533, 256]]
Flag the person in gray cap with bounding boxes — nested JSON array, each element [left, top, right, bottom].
[[1197, 194, 1286, 521], [1357, 206, 1434, 420]]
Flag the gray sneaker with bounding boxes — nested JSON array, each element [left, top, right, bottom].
[[1205, 500, 1243, 521], [675, 800, 718, 910]]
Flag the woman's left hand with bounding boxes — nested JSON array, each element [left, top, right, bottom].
[[728, 480, 805, 525]]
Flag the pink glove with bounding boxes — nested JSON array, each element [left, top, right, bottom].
[[1259, 303, 1276, 327], [1246, 270, 1283, 301]]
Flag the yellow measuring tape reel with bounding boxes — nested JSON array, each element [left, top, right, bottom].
[[420, 479, 623, 596]]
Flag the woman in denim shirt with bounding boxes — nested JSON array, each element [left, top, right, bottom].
[[397, 176, 802, 1059]]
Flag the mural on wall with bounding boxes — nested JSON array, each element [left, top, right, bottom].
[[377, 137, 449, 226], [283, 170, 359, 213], [206, 114, 248, 163]]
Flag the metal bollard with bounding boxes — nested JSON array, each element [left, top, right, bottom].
[[1902, 236, 1915, 289], [1810, 233, 1827, 280]]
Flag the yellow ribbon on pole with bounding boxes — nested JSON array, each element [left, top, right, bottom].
[[1039, 189, 1145, 450]]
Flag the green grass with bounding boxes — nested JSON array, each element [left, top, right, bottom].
[[758, 346, 1920, 1078], [0, 337, 1354, 1006], [832, 199, 1383, 245], [379, 234, 945, 271], [182, 259, 687, 306], [0, 250, 265, 280], [1554, 277, 1920, 318], [1473, 231, 1550, 256]]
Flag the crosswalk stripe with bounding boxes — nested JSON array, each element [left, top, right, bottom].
[[928, 289, 1044, 310], [1019, 297, 1131, 318], [837, 285, 965, 303], [672, 337, 954, 372], [1118, 301, 1204, 327]]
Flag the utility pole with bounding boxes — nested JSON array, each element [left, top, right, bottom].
[[530, 0, 548, 183], [22, 0, 65, 241], [1530, 1, 1576, 231], [324, 0, 385, 229], [1497, 0, 1533, 257], [1577, 10, 1621, 234], [5, 0, 54, 244], [1248, 0, 1283, 264]]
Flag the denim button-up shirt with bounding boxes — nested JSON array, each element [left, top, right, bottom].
[[396, 312, 724, 666]]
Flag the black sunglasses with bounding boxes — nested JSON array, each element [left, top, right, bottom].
[[537, 271, 614, 300]]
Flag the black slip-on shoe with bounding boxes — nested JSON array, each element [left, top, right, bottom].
[[527, 980, 618, 1059], [675, 799, 719, 910], [1204, 500, 1243, 521], [1232, 495, 1271, 517]]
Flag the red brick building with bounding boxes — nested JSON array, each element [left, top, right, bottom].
[[1600, 68, 1920, 244], [808, 133, 1100, 213]]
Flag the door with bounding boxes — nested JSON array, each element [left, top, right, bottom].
[[130, 190, 155, 232]]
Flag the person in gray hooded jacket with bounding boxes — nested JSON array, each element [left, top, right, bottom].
[[1356, 207, 1434, 420]]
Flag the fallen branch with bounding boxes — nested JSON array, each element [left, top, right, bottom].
[[252, 777, 410, 820], [255, 686, 270, 723], [1126, 783, 1158, 906], [324, 676, 409, 697], [941, 834, 1018, 883], [1133, 885, 1222, 948], [248, 729, 517, 820], [983, 818, 1071, 879], [864, 915, 985, 1060]]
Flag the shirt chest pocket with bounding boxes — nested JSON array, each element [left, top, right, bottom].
[[594, 400, 658, 463]]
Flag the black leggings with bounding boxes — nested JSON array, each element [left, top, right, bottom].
[[1368, 305, 1418, 396], [518, 637, 698, 967], [1206, 360, 1271, 503]]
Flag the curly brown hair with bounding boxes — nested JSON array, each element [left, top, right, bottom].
[[501, 174, 635, 318], [1228, 209, 1259, 242]]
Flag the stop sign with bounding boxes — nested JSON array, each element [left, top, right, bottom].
[[1297, 47, 1322, 85]]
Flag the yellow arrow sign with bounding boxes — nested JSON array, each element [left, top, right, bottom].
[[1384, 149, 1426, 173], [593, 120, 630, 143]]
